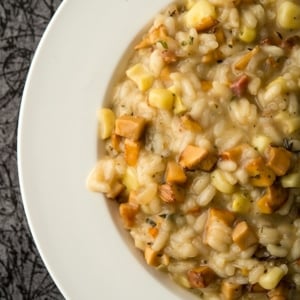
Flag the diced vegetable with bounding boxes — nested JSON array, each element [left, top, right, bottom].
[[232, 192, 251, 213], [211, 169, 235, 194], [115, 115, 146, 141], [173, 94, 187, 114], [173, 274, 192, 289], [234, 46, 259, 70], [185, 0, 217, 31], [239, 25, 256, 43], [187, 266, 216, 288], [122, 166, 139, 191], [124, 139, 141, 166], [168, 85, 187, 115], [148, 88, 174, 110], [221, 280, 242, 300], [198, 152, 218, 172], [119, 202, 139, 229], [158, 183, 185, 203], [251, 135, 271, 154], [256, 184, 289, 214], [281, 173, 300, 188], [144, 246, 159, 266], [201, 80, 213, 92], [179, 145, 209, 169], [126, 63, 154, 91], [232, 221, 258, 250], [97, 108, 115, 139], [111, 132, 121, 151], [180, 115, 203, 132], [205, 208, 235, 230], [258, 266, 287, 290], [267, 76, 287, 94], [230, 74, 249, 97], [274, 111, 300, 134], [165, 161, 187, 184], [245, 157, 276, 187], [267, 282, 288, 300], [135, 25, 167, 50], [277, 1, 300, 30], [265, 146, 292, 176], [220, 144, 249, 162]]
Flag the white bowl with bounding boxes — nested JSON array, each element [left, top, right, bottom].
[[17, 0, 199, 299]]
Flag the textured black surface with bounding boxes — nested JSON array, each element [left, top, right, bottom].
[[0, 0, 64, 299]]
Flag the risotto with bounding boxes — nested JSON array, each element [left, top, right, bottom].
[[87, 0, 300, 298]]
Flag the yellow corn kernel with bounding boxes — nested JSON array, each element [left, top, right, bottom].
[[186, 0, 196, 10], [251, 135, 271, 154], [97, 108, 115, 139], [174, 95, 187, 114], [211, 169, 235, 194], [239, 25, 256, 43], [274, 111, 300, 134], [258, 266, 287, 290], [232, 192, 251, 213], [122, 167, 139, 191], [168, 85, 187, 114], [126, 63, 154, 92], [148, 88, 174, 110], [185, 0, 217, 31], [281, 173, 300, 188], [267, 76, 287, 93], [173, 274, 192, 289], [277, 1, 300, 30]]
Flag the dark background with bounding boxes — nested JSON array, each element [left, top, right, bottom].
[[0, 0, 64, 299]]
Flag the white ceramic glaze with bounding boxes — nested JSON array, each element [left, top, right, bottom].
[[17, 0, 199, 299]]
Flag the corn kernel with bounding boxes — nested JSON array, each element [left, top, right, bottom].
[[186, 0, 196, 10], [148, 88, 174, 110], [251, 135, 271, 153], [126, 63, 154, 91], [97, 108, 115, 139], [281, 173, 300, 188], [277, 1, 300, 30], [232, 192, 251, 213], [274, 111, 300, 134], [258, 266, 287, 290], [122, 167, 139, 191], [168, 85, 186, 114], [239, 25, 256, 43], [185, 0, 217, 31]]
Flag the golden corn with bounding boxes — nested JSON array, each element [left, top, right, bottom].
[[148, 88, 174, 110], [126, 63, 154, 91], [97, 108, 115, 139], [277, 1, 300, 30], [185, 0, 217, 31]]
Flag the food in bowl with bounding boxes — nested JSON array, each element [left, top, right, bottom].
[[87, 0, 300, 298]]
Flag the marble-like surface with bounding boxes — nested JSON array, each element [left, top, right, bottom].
[[0, 0, 64, 299]]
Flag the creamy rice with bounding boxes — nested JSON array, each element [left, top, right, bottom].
[[88, 0, 300, 298]]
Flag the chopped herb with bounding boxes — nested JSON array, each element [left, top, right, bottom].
[[276, 31, 283, 40], [158, 40, 168, 49], [283, 137, 293, 151], [181, 36, 194, 47], [168, 9, 177, 17], [146, 218, 157, 227], [159, 213, 168, 218]]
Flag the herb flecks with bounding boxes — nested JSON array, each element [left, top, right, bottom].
[[181, 36, 194, 46], [157, 40, 169, 49]]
